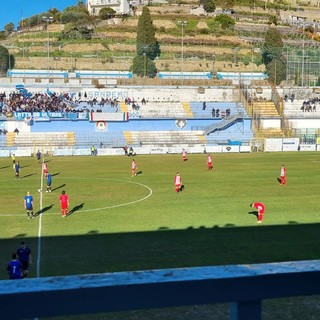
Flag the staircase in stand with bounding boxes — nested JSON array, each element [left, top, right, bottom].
[[251, 101, 280, 117], [204, 113, 244, 135]]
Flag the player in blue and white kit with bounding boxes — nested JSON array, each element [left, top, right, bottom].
[[7, 253, 22, 279], [24, 191, 34, 219]]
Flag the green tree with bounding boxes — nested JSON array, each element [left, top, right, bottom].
[[265, 58, 286, 85], [262, 27, 286, 85], [47, 8, 62, 23], [59, 22, 93, 40], [4, 23, 14, 36], [0, 45, 13, 75], [61, 3, 90, 24], [262, 27, 283, 66], [99, 7, 116, 20], [0, 31, 6, 40], [133, 6, 159, 77], [61, 10, 90, 24], [268, 15, 278, 26], [203, 0, 216, 13], [215, 14, 235, 30], [132, 55, 157, 78]]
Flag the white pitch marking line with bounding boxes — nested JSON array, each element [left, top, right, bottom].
[[0, 178, 153, 217]]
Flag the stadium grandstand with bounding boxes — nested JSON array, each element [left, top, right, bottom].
[[0, 72, 320, 156]]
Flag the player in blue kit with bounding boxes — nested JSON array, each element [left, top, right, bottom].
[[7, 253, 22, 279], [24, 191, 34, 219], [36, 150, 41, 163], [17, 241, 32, 278], [46, 172, 52, 192], [15, 161, 20, 179]]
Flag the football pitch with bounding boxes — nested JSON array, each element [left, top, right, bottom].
[[1, 152, 320, 319]]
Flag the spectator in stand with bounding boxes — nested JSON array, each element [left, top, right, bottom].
[[290, 93, 295, 102]]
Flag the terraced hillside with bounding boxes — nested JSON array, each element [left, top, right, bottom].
[[2, 3, 320, 73]]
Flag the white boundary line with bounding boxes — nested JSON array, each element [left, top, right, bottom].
[[36, 158, 45, 278]]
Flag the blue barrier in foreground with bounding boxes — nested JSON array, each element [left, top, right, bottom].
[[1, 260, 320, 320]]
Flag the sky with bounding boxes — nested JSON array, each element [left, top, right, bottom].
[[0, 0, 80, 30]]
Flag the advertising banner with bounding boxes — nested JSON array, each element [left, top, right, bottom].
[[299, 144, 316, 151], [53, 149, 73, 156], [282, 138, 299, 151], [89, 112, 129, 122], [222, 145, 240, 153], [265, 139, 282, 152]]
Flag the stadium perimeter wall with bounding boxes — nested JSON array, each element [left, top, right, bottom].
[[1, 139, 320, 158]]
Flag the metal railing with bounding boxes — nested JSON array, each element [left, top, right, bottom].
[[1, 260, 320, 320]]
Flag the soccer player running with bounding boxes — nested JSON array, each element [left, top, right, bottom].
[[131, 159, 137, 177], [280, 164, 286, 186], [250, 202, 266, 224], [174, 172, 182, 193], [24, 191, 34, 219], [60, 190, 69, 217], [16, 241, 32, 278], [7, 253, 23, 280], [207, 154, 213, 171], [46, 172, 52, 192]]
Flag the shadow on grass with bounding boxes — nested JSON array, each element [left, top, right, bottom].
[[20, 173, 37, 179], [34, 204, 54, 217], [0, 166, 10, 169], [277, 177, 281, 184], [248, 211, 258, 219], [136, 170, 142, 175], [2, 222, 320, 281], [67, 203, 85, 217], [52, 184, 66, 192], [52, 173, 60, 177]]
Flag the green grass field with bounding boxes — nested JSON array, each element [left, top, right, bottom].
[[1, 152, 320, 319]]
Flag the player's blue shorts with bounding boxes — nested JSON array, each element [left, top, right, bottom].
[[26, 205, 33, 211]]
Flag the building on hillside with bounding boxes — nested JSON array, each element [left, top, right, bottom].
[[86, 0, 131, 16]]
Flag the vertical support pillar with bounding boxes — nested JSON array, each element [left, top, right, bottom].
[[230, 300, 261, 320]]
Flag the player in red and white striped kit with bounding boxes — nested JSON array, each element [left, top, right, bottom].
[[280, 164, 286, 186], [131, 159, 137, 177]]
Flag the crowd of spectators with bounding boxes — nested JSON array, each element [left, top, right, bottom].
[[76, 96, 119, 112], [283, 93, 295, 103], [0, 91, 123, 116], [0, 91, 76, 117], [300, 97, 320, 112]]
